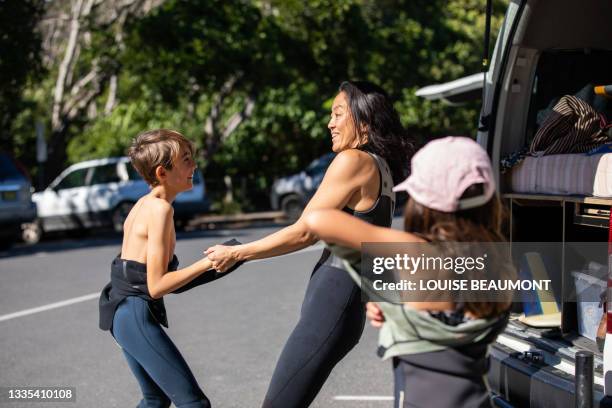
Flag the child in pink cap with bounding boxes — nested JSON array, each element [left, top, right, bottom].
[[304, 136, 512, 408]]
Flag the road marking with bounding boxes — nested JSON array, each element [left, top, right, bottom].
[[334, 396, 394, 401], [0, 293, 100, 322], [0, 244, 325, 323]]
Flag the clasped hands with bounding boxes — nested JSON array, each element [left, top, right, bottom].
[[204, 244, 239, 273]]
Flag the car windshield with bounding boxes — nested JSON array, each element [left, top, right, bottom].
[[90, 163, 120, 185], [55, 168, 89, 190], [0, 153, 24, 181]]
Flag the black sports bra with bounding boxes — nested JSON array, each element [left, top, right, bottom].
[[319, 152, 395, 270]]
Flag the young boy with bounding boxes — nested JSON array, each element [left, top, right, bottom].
[[99, 129, 216, 408]]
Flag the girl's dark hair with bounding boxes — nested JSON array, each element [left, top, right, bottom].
[[339, 81, 415, 184], [404, 184, 513, 318]]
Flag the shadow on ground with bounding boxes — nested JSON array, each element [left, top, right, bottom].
[[1, 221, 290, 259]]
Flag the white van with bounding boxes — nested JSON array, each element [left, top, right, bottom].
[[32, 157, 209, 234], [419, 1, 612, 406]]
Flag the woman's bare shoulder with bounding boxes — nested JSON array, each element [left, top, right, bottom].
[[330, 149, 376, 173], [334, 148, 372, 161]]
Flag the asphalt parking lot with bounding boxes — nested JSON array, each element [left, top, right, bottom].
[[0, 225, 394, 407]]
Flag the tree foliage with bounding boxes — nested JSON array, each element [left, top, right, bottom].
[[0, 0, 44, 155], [8, 0, 506, 209]]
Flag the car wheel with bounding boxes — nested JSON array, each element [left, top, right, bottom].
[[21, 220, 42, 244], [281, 195, 304, 221], [112, 202, 134, 232]]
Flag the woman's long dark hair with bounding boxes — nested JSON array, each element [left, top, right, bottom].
[[339, 81, 415, 184]]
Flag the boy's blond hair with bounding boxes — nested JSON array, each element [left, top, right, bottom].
[[128, 129, 194, 186]]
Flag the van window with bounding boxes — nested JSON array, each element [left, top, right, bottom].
[[90, 163, 120, 185], [55, 168, 89, 190]]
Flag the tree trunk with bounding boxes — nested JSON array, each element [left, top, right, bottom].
[[43, 0, 164, 182]]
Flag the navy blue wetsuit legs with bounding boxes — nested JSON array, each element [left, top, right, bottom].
[[262, 264, 366, 408], [112, 296, 211, 408], [120, 350, 171, 408]]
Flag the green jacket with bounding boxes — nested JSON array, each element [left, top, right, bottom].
[[375, 300, 508, 360], [329, 244, 508, 360]]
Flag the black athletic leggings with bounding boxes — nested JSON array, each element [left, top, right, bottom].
[[262, 261, 366, 408]]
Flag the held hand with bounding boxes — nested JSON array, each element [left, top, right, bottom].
[[365, 302, 385, 328], [205, 245, 238, 273]]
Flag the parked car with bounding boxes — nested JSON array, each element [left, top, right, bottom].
[[0, 153, 37, 248], [32, 157, 209, 234], [419, 1, 612, 406], [270, 153, 335, 220]]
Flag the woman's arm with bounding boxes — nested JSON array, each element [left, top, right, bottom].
[[146, 201, 213, 299], [205, 150, 371, 269], [306, 210, 457, 312], [304, 209, 421, 250]]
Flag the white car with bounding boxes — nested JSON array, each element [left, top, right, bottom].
[[32, 157, 209, 234]]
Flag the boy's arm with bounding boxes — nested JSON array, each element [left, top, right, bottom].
[[146, 202, 212, 299], [171, 239, 244, 293]]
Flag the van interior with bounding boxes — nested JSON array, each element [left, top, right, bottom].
[[420, 1, 612, 404], [484, 2, 612, 404]]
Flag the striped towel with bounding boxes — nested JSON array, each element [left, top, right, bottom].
[[511, 153, 612, 197], [530, 95, 611, 155]]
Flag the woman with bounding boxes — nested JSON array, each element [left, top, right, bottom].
[[303, 137, 513, 408], [206, 81, 415, 407]]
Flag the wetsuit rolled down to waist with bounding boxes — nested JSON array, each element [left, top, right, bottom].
[[99, 238, 243, 331], [263, 152, 396, 408]]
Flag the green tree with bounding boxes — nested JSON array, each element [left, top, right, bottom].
[[0, 0, 44, 155], [11, 0, 507, 209]]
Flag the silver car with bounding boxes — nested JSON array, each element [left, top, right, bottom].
[[270, 153, 335, 220]]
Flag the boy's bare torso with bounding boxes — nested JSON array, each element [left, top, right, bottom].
[[120, 194, 176, 264]]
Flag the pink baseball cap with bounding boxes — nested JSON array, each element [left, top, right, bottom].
[[393, 136, 496, 212]]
